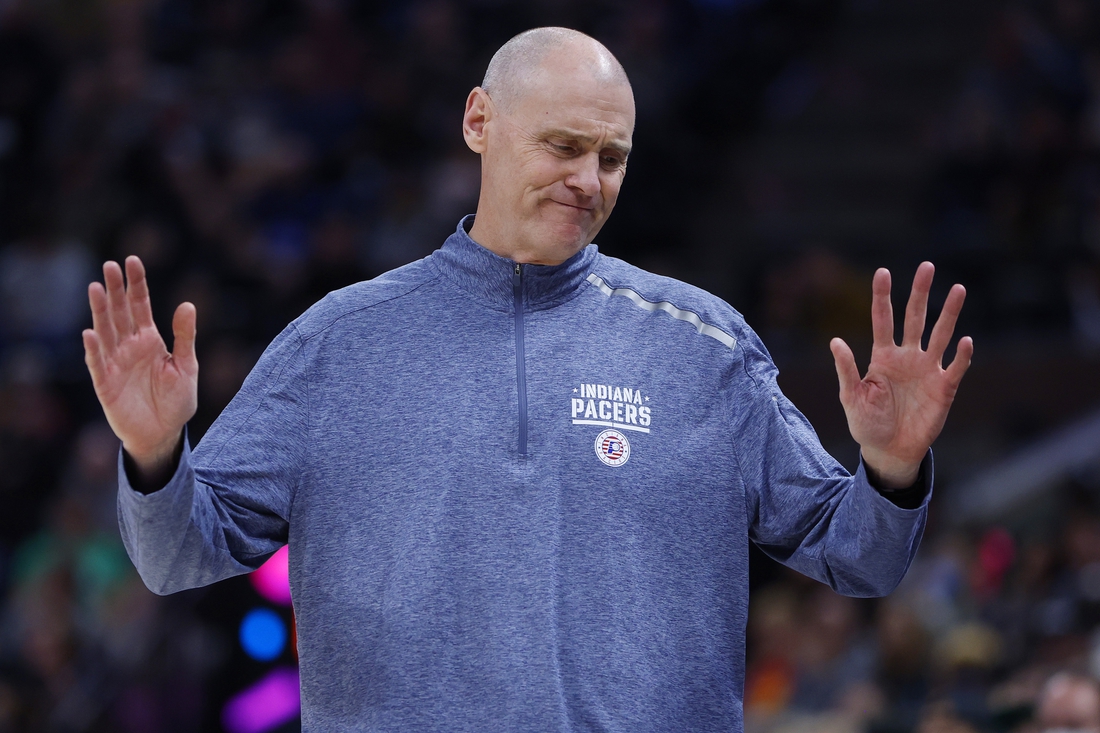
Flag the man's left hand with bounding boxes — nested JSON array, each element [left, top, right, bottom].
[[829, 262, 973, 490]]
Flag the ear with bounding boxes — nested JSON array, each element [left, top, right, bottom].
[[463, 87, 492, 154]]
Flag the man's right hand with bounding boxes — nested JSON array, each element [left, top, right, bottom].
[[83, 256, 198, 486]]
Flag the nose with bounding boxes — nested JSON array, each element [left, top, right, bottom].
[[565, 152, 601, 198]]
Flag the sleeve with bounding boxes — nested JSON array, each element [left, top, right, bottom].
[[117, 323, 309, 595], [730, 326, 932, 598]]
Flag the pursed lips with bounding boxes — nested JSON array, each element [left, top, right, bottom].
[[551, 200, 596, 212]]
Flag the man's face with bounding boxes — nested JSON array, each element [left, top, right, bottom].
[[471, 52, 635, 265]]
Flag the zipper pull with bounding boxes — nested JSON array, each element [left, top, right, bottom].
[[513, 263, 522, 285]]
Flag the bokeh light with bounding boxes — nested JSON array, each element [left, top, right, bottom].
[[221, 666, 301, 733], [250, 545, 292, 606], [239, 608, 287, 662]]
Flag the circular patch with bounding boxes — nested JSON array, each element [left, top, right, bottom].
[[594, 429, 631, 467]]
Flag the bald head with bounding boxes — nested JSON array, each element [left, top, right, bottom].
[[1038, 673, 1100, 731], [481, 27, 632, 114]]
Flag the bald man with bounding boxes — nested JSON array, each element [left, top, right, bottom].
[[1037, 673, 1100, 733], [86, 28, 971, 731]]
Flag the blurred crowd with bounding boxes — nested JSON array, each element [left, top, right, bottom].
[[0, 0, 1097, 730], [739, 0, 1100, 363], [925, 0, 1100, 348], [745, 6, 1100, 733], [743, 484, 1100, 733]]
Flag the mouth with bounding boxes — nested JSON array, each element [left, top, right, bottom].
[[550, 200, 595, 212]]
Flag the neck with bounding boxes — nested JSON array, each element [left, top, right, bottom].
[[467, 218, 544, 265]]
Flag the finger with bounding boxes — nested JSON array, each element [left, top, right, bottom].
[[171, 302, 198, 370], [124, 256, 155, 330], [830, 337, 861, 400], [902, 262, 934, 348], [88, 281, 118, 353], [927, 283, 966, 361], [871, 268, 894, 347], [82, 328, 107, 390], [945, 335, 974, 388], [103, 261, 133, 338]]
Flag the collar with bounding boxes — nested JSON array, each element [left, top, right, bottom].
[[429, 215, 599, 312]]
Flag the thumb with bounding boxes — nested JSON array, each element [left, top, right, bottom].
[[172, 302, 198, 371], [830, 337, 861, 400]]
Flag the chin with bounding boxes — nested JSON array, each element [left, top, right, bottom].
[[538, 226, 590, 262], [519, 209, 607, 263]]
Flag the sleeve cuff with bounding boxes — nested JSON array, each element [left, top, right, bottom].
[[118, 428, 193, 499], [861, 449, 934, 510]]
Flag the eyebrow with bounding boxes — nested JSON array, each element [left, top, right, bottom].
[[545, 128, 632, 157]]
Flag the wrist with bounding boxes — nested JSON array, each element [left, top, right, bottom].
[[123, 431, 185, 485], [860, 448, 923, 490]]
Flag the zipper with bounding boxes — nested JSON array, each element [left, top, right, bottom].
[[513, 263, 528, 456]]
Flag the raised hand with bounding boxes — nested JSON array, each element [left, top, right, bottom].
[[83, 256, 198, 480], [829, 262, 973, 489]]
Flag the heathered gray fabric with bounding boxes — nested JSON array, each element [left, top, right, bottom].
[[117, 217, 932, 732]]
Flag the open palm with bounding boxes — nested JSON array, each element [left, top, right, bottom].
[[829, 262, 973, 489], [83, 256, 198, 465]]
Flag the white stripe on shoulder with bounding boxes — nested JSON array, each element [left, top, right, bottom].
[[586, 273, 737, 349]]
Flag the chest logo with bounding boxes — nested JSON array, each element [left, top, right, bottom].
[[571, 383, 651, 433], [594, 429, 631, 467]]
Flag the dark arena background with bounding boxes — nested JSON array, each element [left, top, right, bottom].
[[1, 0, 1099, 730]]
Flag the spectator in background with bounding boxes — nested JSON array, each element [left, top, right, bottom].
[[0, 215, 93, 363], [1035, 672, 1100, 733]]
